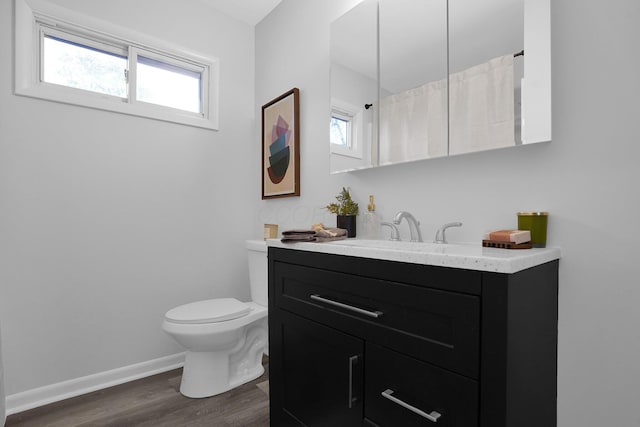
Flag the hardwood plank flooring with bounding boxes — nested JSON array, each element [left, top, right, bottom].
[[6, 358, 269, 427]]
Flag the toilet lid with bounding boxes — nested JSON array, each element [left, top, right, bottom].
[[165, 298, 251, 324]]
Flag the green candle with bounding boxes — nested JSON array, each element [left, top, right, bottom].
[[517, 212, 548, 248]]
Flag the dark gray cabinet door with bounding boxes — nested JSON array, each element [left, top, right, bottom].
[[276, 310, 364, 426]]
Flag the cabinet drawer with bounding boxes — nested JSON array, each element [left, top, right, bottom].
[[365, 343, 478, 427], [273, 261, 480, 378]]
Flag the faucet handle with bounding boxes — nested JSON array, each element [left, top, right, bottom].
[[434, 222, 463, 244], [381, 222, 401, 241]]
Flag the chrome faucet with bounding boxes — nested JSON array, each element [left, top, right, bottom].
[[381, 222, 400, 241], [392, 211, 423, 242], [434, 222, 462, 244]]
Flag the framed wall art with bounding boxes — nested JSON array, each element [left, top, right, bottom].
[[262, 88, 300, 199]]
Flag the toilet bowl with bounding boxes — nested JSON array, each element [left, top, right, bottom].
[[162, 240, 268, 398]]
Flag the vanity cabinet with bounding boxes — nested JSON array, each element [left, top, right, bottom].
[[268, 247, 558, 426]]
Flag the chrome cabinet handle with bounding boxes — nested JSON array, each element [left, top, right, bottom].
[[310, 294, 383, 318], [381, 389, 442, 423], [348, 355, 358, 408]]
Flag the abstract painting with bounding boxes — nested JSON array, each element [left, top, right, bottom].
[[262, 88, 300, 199]]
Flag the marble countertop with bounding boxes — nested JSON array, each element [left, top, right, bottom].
[[267, 238, 561, 274]]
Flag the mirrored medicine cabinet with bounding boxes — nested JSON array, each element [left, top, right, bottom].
[[329, 0, 551, 174]]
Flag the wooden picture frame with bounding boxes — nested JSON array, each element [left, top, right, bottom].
[[262, 88, 300, 199]]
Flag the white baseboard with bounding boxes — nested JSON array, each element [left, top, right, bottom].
[[6, 352, 185, 416]]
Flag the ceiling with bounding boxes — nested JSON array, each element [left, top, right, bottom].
[[203, 0, 282, 26]]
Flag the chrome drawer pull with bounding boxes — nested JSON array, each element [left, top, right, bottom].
[[348, 355, 358, 408], [310, 294, 383, 318], [381, 389, 442, 423]]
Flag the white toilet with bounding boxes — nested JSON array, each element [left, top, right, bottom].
[[162, 240, 268, 398]]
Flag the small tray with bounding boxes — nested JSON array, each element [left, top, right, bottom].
[[482, 239, 533, 249]]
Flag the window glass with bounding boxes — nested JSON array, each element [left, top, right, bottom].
[[136, 56, 202, 113], [330, 115, 350, 147], [43, 35, 127, 98]]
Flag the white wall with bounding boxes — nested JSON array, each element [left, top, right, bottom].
[[0, 0, 256, 398], [255, 0, 640, 426], [0, 322, 5, 424]]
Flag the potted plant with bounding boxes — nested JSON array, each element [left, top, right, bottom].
[[325, 187, 359, 237]]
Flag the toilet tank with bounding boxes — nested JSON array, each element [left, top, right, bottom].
[[246, 240, 268, 307]]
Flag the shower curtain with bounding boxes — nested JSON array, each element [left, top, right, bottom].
[[378, 54, 514, 163], [379, 78, 448, 165], [449, 54, 515, 155]]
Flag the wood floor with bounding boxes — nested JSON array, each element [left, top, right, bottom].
[[5, 358, 269, 427]]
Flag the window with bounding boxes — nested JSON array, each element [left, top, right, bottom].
[[330, 114, 351, 148], [330, 100, 363, 159], [15, 0, 219, 130]]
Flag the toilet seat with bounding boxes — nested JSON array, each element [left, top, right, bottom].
[[165, 298, 250, 324]]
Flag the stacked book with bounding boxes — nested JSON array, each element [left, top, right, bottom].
[[482, 230, 532, 249]]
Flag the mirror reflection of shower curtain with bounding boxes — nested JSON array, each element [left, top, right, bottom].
[[378, 78, 448, 165], [378, 54, 515, 162], [449, 54, 515, 155]]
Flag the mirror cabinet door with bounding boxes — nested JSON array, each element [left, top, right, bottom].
[[448, 0, 524, 155], [330, 0, 378, 174], [378, 0, 448, 165], [448, 0, 550, 153], [378, 0, 448, 166]]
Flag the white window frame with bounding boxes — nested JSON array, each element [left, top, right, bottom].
[[330, 99, 364, 159], [14, 0, 220, 130]]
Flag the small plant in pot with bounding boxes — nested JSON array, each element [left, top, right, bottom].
[[325, 187, 359, 237]]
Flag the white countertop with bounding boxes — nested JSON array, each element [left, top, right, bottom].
[[267, 238, 561, 274]]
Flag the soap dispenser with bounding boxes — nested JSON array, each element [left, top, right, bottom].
[[362, 195, 381, 239]]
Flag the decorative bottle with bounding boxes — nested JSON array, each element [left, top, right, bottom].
[[362, 195, 381, 239]]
